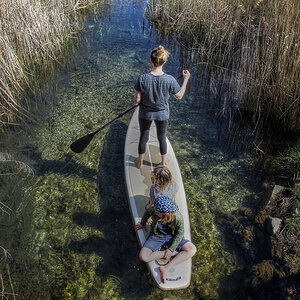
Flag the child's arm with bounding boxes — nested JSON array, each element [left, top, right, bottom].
[[140, 207, 154, 227], [149, 196, 155, 206], [173, 194, 177, 203], [135, 223, 146, 231], [136, 208, 153, 231], [145, 196, 155, 209]]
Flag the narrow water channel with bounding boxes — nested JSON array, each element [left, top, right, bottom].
[[0, 0, 271, 299]]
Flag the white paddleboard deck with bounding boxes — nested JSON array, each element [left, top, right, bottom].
[[124, 107, 192, 290]]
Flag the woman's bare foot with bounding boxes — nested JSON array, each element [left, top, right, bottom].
[[161, 157, 170, 166], [159, 266, 168, 283], [134, 158, 143, 169]]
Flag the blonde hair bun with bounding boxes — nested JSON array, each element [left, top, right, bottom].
[[150, 45, 170, 67]]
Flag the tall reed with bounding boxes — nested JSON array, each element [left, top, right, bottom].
[[147, 0, 300, 133], [0, 0, 103, 128]]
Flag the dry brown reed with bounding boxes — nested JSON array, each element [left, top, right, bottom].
[[0, 0, 100, 128], [0, 247, 16, 300], [147, 0, 300, 132]]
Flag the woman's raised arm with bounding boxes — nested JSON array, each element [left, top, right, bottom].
[[174, 70, 191, 100]]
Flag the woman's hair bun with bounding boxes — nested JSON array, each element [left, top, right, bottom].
[[151, 45, 169, 66]]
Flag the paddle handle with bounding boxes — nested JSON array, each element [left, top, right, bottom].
[[92, 104, 138, 135]]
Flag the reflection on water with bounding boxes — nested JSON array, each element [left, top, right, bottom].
[[0, 0, 271, 298]]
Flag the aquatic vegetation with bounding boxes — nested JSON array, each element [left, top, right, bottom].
[[0, 152, 34, 221], [251, 260, 275, 285], [0, 152, 34, 177], [269, 189, 300, 277], [147, 0, 300, 140], [0, 0, 110, 128]]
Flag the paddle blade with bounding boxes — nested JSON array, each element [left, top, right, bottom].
[[70, 133, 94, 153]]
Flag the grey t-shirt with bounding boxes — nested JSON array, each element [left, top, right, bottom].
[[134, 73, 181, 120], [150, 181, 178, 200]]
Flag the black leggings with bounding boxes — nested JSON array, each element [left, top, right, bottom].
[[138, 118, 168, 155]]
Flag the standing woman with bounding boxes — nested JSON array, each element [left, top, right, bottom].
[[133, 45, 190, 169]]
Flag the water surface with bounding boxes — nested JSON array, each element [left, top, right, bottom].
[[0, 0, 271, 299]]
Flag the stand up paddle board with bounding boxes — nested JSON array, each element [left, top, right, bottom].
[[124, 107, 192, 290]]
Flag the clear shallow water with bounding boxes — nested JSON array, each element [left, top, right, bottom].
[[0, 0, 271, 299]]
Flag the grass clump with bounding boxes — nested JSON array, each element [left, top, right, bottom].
[[268, 141, 300, 182], [147, 0, 300, 134], [280, 141, 300, 182], [275, 193, 300, 276], [0, 0, 104, 128], [251, 260, 275, 285], [261, 185, 300, 277]]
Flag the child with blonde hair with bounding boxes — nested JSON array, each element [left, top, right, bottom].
[[146, 165, 178, 209]]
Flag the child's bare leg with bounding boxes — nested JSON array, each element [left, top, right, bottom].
[[135, 153, 145, 169], [159, 242, 197, 283], [139, 247, 165, 262]]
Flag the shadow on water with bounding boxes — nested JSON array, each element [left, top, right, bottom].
[[68, 120, 153, 298], [21, 148, 98, 183], [214, 207, 275, 299]]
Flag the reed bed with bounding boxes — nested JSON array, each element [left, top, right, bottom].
[[0, 0, 102, 128], [147, 0, 300, 133]]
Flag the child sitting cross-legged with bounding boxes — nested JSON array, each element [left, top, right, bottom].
[[136, 196, 197, 283]]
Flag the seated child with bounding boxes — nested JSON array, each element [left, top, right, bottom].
[[136, 196, 197, 283], [146, 165, 178, 209]]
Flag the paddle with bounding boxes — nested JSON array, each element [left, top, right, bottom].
[[70, 74, 184, 153], [70, 104, 137, 153]]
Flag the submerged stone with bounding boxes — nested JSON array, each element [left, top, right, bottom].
[[265, 217, 282, 235], [270, 185, 285, 202]]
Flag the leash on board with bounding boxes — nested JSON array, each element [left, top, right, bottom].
[[147, 141, 154, 172]]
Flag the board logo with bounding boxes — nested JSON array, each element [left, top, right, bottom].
[[166, 276, 181, 281]]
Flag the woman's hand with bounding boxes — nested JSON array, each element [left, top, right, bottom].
[[133, 91, 141, 105], [135, 223, 146, 231], [163, 249, 173, 260], [182, 70, 191, 80], [174, 70, 191, 100]]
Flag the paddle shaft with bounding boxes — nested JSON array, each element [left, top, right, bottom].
[[91, 75, 182, 136], [90, 75, 182, 136], [70, 74, 185, 153], [92, 104, 137, 136]]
